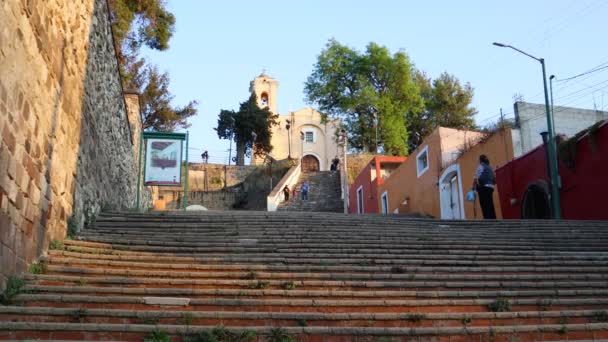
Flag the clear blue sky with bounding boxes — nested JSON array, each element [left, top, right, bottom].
[[143, 0, 608, 164]]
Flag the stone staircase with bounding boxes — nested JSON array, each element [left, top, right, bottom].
[[1, 211, 608, 341], [278, 171, 343, 213]]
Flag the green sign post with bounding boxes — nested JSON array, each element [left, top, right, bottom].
[[136, 131, 189, 211]]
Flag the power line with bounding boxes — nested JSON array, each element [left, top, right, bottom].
[[556, 62, 608, 83]]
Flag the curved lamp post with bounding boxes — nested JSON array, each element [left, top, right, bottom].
[[493, 42, 561, 219]]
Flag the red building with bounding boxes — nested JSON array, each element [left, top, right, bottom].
[[496, 121, 608, 220], [349, 156, 406, 214]]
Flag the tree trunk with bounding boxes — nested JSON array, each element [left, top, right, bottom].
[[236, 139, 245, 166]]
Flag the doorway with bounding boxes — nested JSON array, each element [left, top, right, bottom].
[[521, 181, 551, 219], [439, 164, 464, 219], [302, 155, 320, 172]]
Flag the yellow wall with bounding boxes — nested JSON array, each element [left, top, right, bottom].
[[377, 127, 510, 219], [446, 128, 514, 219]]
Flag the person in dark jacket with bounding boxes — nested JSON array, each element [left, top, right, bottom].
[[472, 154, 497, 219], [283, 186, 290, 201]]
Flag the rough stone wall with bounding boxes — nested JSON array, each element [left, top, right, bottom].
[[162, 191, 245, 211], [123, 92, 153, 210], [0, 0, 137, 288], [513, 101, 608, 157]]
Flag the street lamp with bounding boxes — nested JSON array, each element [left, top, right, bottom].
[[493, 42, 561, 219], [286, 119, 292, 159], [549, 75, 556, 135]]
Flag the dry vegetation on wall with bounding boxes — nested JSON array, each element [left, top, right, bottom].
[[346, 154, 375, 184], [233, 159, 296, 210]]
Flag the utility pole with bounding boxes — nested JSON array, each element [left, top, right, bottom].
[[493, 42, 561, 219]]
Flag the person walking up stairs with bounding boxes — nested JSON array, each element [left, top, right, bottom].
[[278, 171, 342, 212]]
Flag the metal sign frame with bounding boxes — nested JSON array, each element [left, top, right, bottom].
[[136, 131, 189, 211]]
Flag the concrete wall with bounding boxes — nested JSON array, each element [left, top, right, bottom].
[[0, 0, 138, 287], [512, 101, 608, 157]]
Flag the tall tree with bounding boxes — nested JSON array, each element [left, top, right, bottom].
[[408, 71, 477, 151], [304, 39, 423, 155], [215, 94, 279, 165], [107, 0, 197, 131]]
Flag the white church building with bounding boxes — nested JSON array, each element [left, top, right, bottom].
[[250, 73, 341, 172]]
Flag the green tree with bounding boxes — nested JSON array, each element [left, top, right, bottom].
[[107, 0, 197, 131], [408, 71, 477, 151], [215, 94, 279, 165], [304, 39, 423, 155], [140, 65, 197, 131]]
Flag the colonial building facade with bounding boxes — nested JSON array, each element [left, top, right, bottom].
[[251, 73, 341, 171]]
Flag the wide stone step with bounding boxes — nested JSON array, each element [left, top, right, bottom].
[[13, 293, 608, 312], [41, 257, 608, 279], [3, 321, 608, 341], [3, 306, 607, 329], [24, 274, 608, 291], [22, 285, 608, 301], [48, 249, 608, 264], [6, 212, 608, 341], [43, 251, 608, 271], [64, 238, 608, 253]]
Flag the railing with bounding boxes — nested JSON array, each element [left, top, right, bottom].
[[266, 161, 301, 211]]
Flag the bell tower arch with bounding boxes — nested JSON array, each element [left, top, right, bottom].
[[249, 72, 279, 115]]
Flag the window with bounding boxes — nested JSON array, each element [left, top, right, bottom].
[[381, 191, 389, 214], [305, 131, 314, 143], [356, 186, 364, 214], [416, 146, 429, 177]]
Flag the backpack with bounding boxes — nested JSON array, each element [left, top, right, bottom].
[[301, 183, 309, 192], [478, 163, 495, 187]]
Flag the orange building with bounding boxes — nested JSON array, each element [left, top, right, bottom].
[[348, 156, 406, 214], [378, 127, 513, 219]]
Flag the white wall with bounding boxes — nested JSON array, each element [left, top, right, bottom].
[[513, 101, 608, 157]]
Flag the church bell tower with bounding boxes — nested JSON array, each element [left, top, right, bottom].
[[249, 72, 279, 115]]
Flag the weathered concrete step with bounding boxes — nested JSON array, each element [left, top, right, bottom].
[[41, 263, 608, 278], [24, 284, 608, 300], [91, 216, 606, 226], [13, 293, 608, 310], [48, 245, 606, 267], [96, 211, 608, 224], [69, 237, 608, 254], [46, 250, 608, 267], [93, 215, 608, 229], [29, 265, 608, 281], [24, 274, 608, 291], [77, 232, 608, 248], [2, 321, 608, 341], [64, 240, 608, 254], [88, 221, 608, 232], [46, 252, 608, 269], [43, 256, 608, 273], [50, 247, 608, 267], [3, 306, 607, 329]]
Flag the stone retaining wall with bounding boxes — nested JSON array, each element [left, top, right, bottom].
[[0, 0, 138, 288]]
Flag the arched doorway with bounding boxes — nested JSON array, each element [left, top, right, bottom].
[[521, 181, 551, 219], [302, 155, 320, 173], [439, 164, 464, 219]]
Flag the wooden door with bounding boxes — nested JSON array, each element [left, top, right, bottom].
[[302, 155, 320, 172]]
